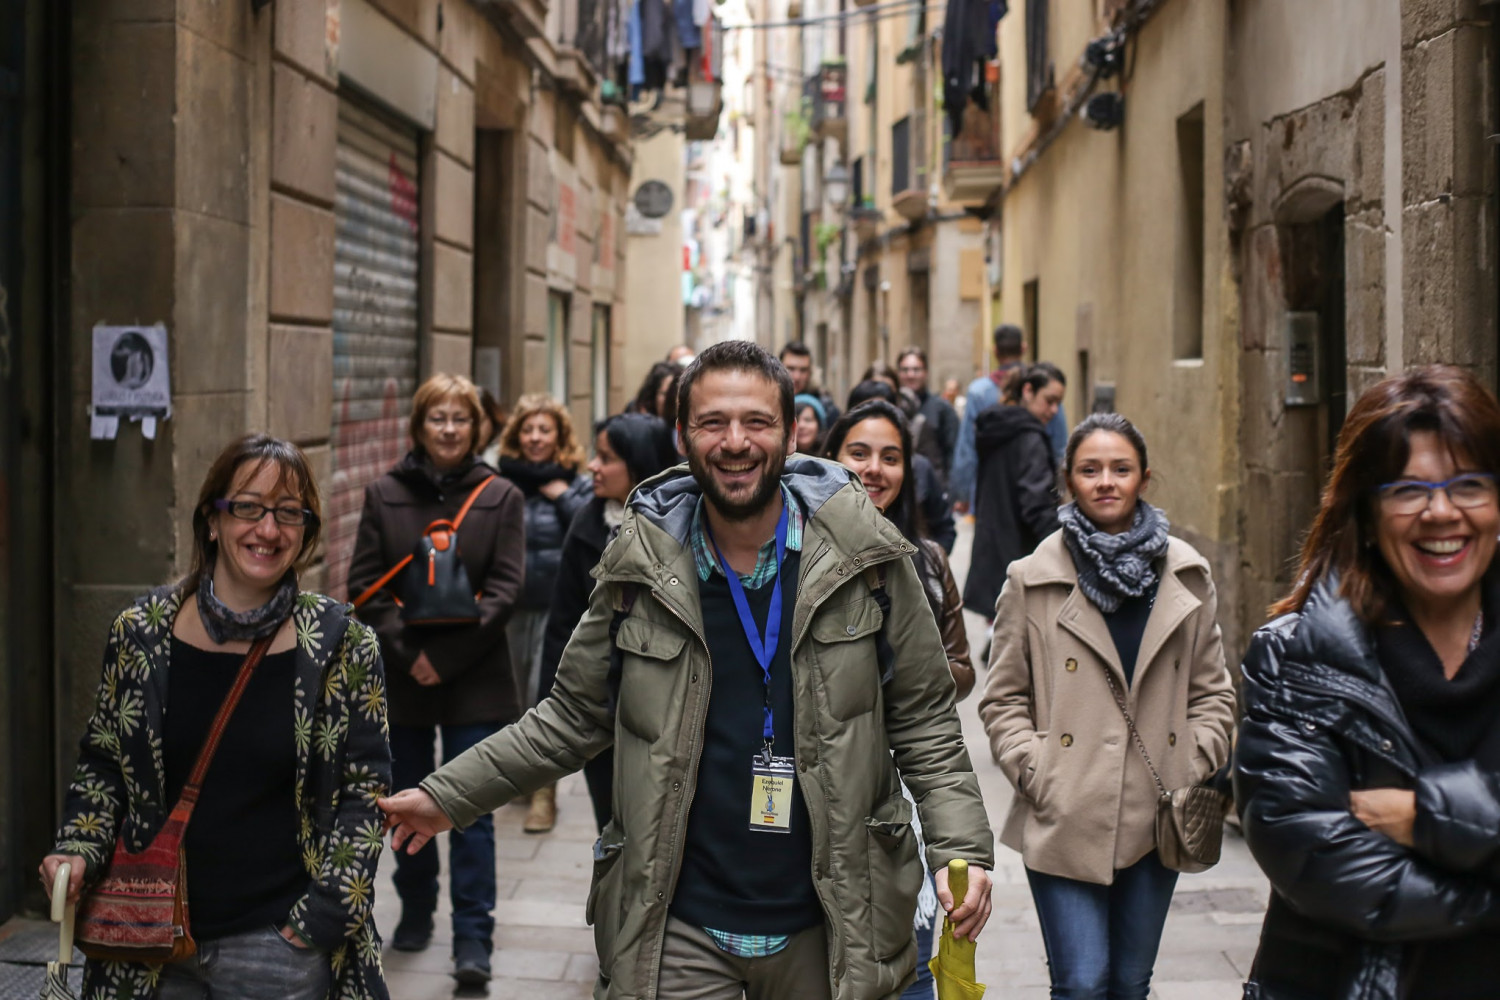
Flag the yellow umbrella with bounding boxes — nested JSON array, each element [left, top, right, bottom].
[[928, 859, 986, 1000], [39, 863, 78, 1000]]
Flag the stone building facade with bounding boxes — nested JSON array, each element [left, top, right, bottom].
[[964, 0, 1497, 655], [0, 0, 632, 920]]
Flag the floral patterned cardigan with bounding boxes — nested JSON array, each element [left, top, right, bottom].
[[52, 587, 392, 1000]]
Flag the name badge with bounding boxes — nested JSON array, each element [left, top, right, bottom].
[[749, 756, 796, 834]]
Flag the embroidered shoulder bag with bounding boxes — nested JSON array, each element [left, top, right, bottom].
[[76, 632, 276, 962]]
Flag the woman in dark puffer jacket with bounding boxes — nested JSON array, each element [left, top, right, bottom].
[[1236, 365, 1500, 1000], [495, 393, 592, 832], [535, 412, 679, 832]]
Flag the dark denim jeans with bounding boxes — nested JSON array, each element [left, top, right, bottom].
[[158, 926, 330, 1000], [898, 873, 936, 1000], [1025, 851, 1179, 1000], [391, 721, 501, 947]]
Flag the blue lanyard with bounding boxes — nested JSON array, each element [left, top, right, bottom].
[[708, 502, 789, 753]]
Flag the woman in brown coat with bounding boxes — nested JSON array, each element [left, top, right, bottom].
[[346, 373, 525, 987], [980, 412, 1235, 1000]]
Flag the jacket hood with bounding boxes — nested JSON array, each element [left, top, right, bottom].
[[1287, 573, 1383, 684], [597, 455, 909, 587], [974, 403, 1047, 451]]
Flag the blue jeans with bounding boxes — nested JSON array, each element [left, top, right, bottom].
[[899, 874, 936, 1000], [158, 925, 330, 999], [1025, 852, 1179, 1000], [390, 722, 500, 946]]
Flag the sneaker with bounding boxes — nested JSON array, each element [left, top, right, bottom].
[[390, 908, 433, 952], [453, 937, 493, 986]]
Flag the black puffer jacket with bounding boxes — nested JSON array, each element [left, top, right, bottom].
[[499, 458, 593, 610], [962, 403, 1059, 616], [1236, 576, 1500, 1000]]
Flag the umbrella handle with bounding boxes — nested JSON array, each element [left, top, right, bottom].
[[947, 858, 969, 911], [51, 863, 74, 963]]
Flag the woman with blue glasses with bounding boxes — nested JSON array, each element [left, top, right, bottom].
[[1237, 365, 1500, 999]]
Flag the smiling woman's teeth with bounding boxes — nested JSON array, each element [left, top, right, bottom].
[[1416, 539, 1466, 555]]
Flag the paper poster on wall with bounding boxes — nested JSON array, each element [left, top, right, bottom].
[[90, 323, 172, 440]]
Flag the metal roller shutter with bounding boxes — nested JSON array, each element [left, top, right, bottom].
[[327, 98, 421, 600]]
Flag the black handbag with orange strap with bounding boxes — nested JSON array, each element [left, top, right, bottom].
[[353, 475, 495, 626]]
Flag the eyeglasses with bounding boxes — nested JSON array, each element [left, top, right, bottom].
[[1375, 473, 1499, 515], [425, 414, 474, 428], [213, 499, 318, 527]]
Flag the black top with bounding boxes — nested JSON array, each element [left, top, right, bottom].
[[1102, 582, 1158, 687], [670, 549, 822, 935], [963, 404, 1059, 616], [1374, 571, 1500, 998], [164, 637, 305, 942]]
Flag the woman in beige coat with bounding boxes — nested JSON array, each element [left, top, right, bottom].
[[980, 412, 1235, 1000]]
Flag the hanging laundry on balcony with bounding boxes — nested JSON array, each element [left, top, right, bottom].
[[941, 0, 1006, 134], [674, 0, 702, 56]]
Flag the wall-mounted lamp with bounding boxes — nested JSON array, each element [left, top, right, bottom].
[[824, 162, 850, 212], [1083, 92, 1125, 131], [1082, 32, 1125, 79]]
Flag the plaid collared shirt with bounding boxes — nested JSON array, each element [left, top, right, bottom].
[[690, 483, 805, 585], [702, 928, 793, 958]]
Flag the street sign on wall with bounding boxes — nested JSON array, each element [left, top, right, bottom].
[[634, 180, 674, 219]]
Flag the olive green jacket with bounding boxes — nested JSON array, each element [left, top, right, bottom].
[[423, 457, 993, 1000]]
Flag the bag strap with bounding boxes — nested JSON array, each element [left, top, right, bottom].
[[177, 632, 275, 813], [1096, 663, 1170, 800], [605, 584, 639, 712], [863, 565, 895, 685], [351, 476, 496, 610]]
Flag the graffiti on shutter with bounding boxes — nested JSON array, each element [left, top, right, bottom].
[[327, 99, 421, 600]]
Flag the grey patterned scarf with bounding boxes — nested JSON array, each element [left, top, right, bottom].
[[196, 557, 297, 644], [1059, 500, 1170, 613]]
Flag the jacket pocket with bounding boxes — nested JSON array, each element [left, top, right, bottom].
[[614, 618, 689, 742], [865, 792, 922, 962], [586, 821, 627, 979], [811, 597, 885, 720]]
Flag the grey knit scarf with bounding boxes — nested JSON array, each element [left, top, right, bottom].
[[1058, 500, 1170, 613], [196, 557, 297, 645]]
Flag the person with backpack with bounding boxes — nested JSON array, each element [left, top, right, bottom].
[[825, 398, 975, 1000], [378, 341, 995, 1000], [346, 373, 524, 986]]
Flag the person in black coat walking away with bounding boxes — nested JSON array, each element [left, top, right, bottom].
[[963, 363, 1064, 619], [1236, 365, 1500, 1000], [495, 392, 593, 833], [536, 412, 679, 833]]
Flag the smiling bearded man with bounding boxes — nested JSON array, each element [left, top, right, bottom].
[[378, 340, 995, 1000]]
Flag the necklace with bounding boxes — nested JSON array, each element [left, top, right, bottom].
[[1469, 609, 1485, 654]]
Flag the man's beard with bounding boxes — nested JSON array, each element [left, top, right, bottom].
[[686, 442, 787, 522]]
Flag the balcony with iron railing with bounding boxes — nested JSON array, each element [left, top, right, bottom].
[[475, 0, 548, 42], [804, 60, 847, 142]]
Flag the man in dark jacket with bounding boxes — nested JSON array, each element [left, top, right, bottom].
[[961, 365, 1064, 617], [897, 347, 961, 484]]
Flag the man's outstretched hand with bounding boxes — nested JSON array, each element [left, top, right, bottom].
[[934, 862, 994, 942], [377, 788, 454, 854]]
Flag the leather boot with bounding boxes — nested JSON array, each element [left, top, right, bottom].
[[524, 782, 557, 833]]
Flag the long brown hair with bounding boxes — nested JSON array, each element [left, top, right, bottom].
[[188, 434, 322, 591], [1272, 365, 1500, 623]]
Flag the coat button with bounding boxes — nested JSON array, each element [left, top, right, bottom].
[[673, 780, 681, 790], [657, 891, 665, 901], [641, 641, 649, 652], [1060, 734, 1074, 747], [691, 673, 698, 682], [669, 577, 679, 586], [1380, 739, 1393, 752], [845, 625, 857, 636], [1168, 733, 1177, 746], [799, 761, 807, 772], [1065, 658, 1077, 672]]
